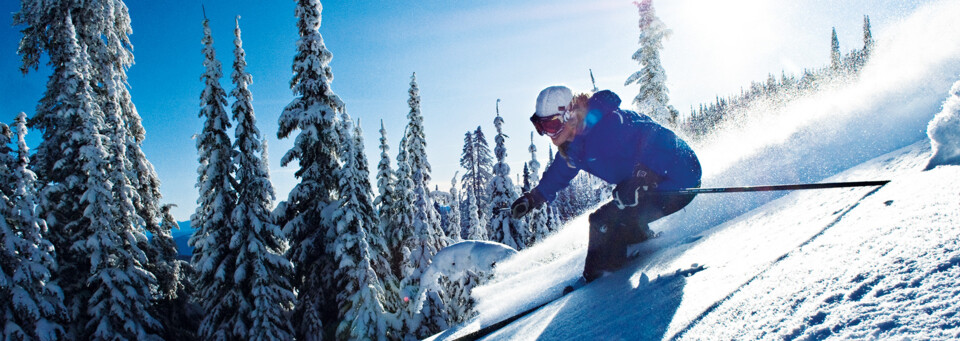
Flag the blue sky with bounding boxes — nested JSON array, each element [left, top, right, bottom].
[[0, 0, 931, 221]]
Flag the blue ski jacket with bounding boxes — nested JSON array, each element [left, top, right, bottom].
[[534, 90, 702, 202]]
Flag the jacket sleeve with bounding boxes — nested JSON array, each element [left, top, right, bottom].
[[532, 151, 579, 202]]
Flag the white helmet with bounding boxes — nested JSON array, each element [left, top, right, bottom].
[[534, 85, 573, 118]]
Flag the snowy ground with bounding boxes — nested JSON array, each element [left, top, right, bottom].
[[426, 1, 960, 339], [675, 142, 960, 340]]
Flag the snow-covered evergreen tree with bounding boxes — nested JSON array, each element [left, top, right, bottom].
[[830, 28, 842, 72], [45, 24, 159, 340], [460, 127, 493, 239], [464, 193, 487, 240], [83, 34, 165, 340], [87, 76, 163, 341], [100, 9, 188, 335], [353, 120, 400, 326], [275, 1, 345, 338], [16, 0, 169, 258], [525, 134, 551, 245], [190, 18, 241, 341], [487, 111, 529, 250], [521, 164, 531, 194], [403, 73, 431, 184], [445, 270, 489, 326], [863, 15, 874, 56], [527, 202, 555, 245], [18, 11, 161, 339], [373, 121, 405, 317], [14, 6, 91, 320], [397, 74, 450, 338], [392, 134, 421, 336], [83, 0, 175, 296], [16, 2, 181, 337], [473, 127, 493, 224], [526, 132, 541, 188], [849, 15, 875, 71], [391, 133, 416, 277], [229, 18, 297, 340], [458, 132, 476, 238], [356, 119, 400, 313], [447, 173, 462, 243], [0, 115, 67, 341], [625, 0, 677, 127], [332, 117, 393, 340], [375, 121, 397, 232], [543, 144, 563, 231]]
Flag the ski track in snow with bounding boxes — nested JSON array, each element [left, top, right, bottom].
[[427, 1, 960, 339]]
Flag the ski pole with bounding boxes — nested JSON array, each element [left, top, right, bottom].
[[656, 180, 889, 195], [492, 180, 889, 213], [494, 180, 890, 212]]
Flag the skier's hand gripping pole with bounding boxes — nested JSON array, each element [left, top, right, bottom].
[[511, 190, 546, 219], [613, 163, 662, 210]]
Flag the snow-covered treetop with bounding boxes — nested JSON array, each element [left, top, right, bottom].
[[405, 72, 432, 184], [626, 0, 674, 126], [279, 0, 343, 145], [527, 132, 540, 187]]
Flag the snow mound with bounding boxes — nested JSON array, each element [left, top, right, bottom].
[[416, 240, 518, 312]]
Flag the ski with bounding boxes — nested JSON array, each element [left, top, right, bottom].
[[450, 263, 706, 341], [451, 279, 587, 341]]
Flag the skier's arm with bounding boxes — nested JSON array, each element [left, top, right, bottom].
[[532, 151, 579, 202]]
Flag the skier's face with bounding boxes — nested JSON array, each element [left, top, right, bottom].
[[549, 117, 579, 146]]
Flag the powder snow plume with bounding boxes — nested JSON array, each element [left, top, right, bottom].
[[659, 0, 960, 238]]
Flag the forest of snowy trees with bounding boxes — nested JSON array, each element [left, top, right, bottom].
[[1, 0, 877, 340]]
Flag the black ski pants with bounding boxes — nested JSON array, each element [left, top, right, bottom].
[[583, 192, 696, 282]]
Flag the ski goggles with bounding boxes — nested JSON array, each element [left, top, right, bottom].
[[530, 113, 566, 137]]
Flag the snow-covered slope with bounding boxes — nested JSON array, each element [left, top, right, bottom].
[[432, 140, 958, 340], [675, 142, 960, 340], [427, 1, 960, 339]]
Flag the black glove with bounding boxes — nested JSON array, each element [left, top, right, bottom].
[[511, 190, 546, 219], [613, 164, 661, 209]]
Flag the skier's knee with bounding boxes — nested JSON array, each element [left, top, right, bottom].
[[589, 204, 618, 225]]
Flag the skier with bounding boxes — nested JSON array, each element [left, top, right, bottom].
[[511, 85, 702, 282]]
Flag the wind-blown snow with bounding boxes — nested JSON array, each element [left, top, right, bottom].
[[926, 79, 960, 169], [663, 0, 960, 236], [427, 1, 960, 339]]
